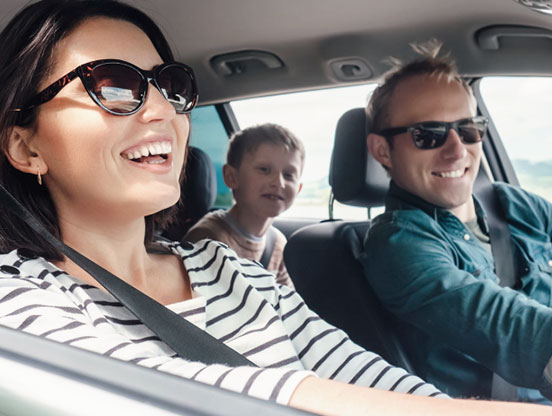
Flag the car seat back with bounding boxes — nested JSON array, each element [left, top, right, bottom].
[[162, 146, 217, 241], [285, 107, 414, 370]]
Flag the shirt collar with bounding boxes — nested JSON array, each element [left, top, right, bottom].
[[385, 180, 489, 232], [385, 181, 438, 215]]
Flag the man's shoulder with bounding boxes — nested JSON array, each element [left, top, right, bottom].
[[493, 181, 545, 204], [366, 207, 451, 254], [493, 182, 552, 221], [371, 207, 435, 230], [493, 181, 524, 198]]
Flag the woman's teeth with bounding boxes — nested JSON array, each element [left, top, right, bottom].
[[122, 142, 172, 161]]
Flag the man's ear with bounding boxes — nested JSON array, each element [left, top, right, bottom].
[[297, 182, 303, 194], [222, 164, 238, 190], [5, 126, 47, 175], [367, 133, 392, 170]]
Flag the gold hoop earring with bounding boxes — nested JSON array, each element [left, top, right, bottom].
[[37, 168, 42, 186]]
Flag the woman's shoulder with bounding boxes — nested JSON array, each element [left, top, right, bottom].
[[0, 248, 78, 294], [155, 237, 231, 258], [161, 238, 273, 274], [159, 239, 281, 296], [0, 248, 55, 278]]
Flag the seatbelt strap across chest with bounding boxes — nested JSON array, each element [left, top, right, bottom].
[[259, 227, 276, 268], [477, 183, 517, 288], [0, 184, 254, 367], [475, 181, 518, 401]]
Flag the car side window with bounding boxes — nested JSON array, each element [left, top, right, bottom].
[[230, 85, 377, 220], [479, 77, 552, 202], [189, 105, 233, 208]]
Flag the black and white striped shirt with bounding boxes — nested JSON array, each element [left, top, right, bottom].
[[0, 239, 446, 404]]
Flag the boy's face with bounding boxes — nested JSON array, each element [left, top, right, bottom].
[[224, 142, 303, 219]]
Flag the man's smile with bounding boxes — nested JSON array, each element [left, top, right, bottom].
[[432, 167, 467, 179]]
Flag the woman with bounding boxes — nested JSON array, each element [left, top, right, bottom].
[[0, 1, 547, 415]]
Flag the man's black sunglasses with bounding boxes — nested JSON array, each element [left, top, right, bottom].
[[376, 116, 489, 150], [22, 59, 199, 116]]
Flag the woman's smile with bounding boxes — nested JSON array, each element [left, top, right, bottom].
[[121, 138, 174, 172]]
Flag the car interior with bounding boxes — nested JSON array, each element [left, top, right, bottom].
[[1, 0, 552, 414]]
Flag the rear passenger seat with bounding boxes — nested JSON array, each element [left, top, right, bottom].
[[284, 108, 415, 372], [162, 146, 217, 242]]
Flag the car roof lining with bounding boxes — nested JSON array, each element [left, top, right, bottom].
[[1, 0, 552, 104]]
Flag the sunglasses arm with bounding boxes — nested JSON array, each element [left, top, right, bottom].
[[28, 69, 80, 109]]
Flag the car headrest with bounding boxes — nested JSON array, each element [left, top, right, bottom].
[[162, 146, 217, 241], [329, 107, 389, 208]]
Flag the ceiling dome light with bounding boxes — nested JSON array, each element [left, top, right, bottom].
[[515, 0, 552, 15]]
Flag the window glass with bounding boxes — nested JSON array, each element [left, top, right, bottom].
[[479, 77, 552, 201], [189, 105, 232, 207], [230, 84, 377, 219]]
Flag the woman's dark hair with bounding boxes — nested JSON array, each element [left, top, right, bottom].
[[0, 0, 184, 260]]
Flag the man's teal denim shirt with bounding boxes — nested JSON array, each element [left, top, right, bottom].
[[360, 181, 552, 399]]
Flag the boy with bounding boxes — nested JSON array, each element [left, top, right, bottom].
[[185, 123, 304, 288]]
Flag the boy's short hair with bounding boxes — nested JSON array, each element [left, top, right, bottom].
[[227, 123, 305, 170], [366, 39, 476, 145]]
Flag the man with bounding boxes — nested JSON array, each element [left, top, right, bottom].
[[360, 42, 552, 403]]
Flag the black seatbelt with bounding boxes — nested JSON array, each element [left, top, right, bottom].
[[0, 184, 253, 367], [475, 179, 518, 401], [477, 182, 517, 289], [259, 227, 276, 268]]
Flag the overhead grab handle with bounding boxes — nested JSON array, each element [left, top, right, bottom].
[[210, 50, 284, 76], [477, 25, 552, 50]]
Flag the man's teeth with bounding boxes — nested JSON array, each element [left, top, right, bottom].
[[438, 169, 464, 178], [123, 142, 172, 160]]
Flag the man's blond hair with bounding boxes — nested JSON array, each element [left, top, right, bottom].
[[366, 39, 475, 138]]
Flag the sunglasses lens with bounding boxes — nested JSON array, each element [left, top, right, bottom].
[[89, 63, 144, 114], [458, 119, 487, 144], [411, 123, 447, 149], [157, 64, 197, 113]]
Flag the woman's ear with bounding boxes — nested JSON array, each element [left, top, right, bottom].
[[6, 126, 47, 176], [222, 164, 238, 190], [367, 133, 392, 171]]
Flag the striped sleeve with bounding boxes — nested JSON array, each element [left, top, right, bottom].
[[0, 271, 313, 405], [182, 240, 446, 400], [270, 284, 447, 398]]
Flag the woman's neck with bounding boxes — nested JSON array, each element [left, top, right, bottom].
[[52, 207, 192, 305], [55, 217, 192, 304], [55, 212, 166, 291]]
